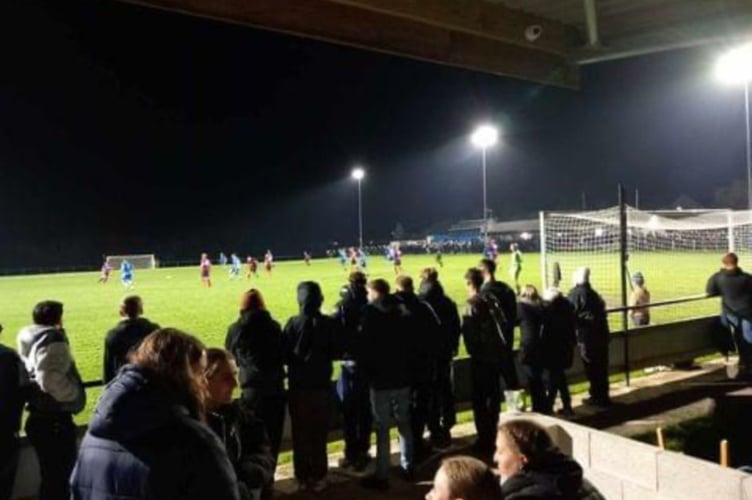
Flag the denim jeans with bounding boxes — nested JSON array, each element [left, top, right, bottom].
[[369, 387, 413, 478], [336, 363, 372, 461]]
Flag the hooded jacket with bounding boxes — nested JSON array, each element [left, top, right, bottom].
[[282, 281, 342, 391], [358, 295, 411, 390], [225, 309, 285, 395], [70, 365, 239, 500], [17, 324, 85, 414], [419, 280, 461, 360], [103, 316, 160, 383], [706, 267, 752, 320], [501, 449, 585, 500]]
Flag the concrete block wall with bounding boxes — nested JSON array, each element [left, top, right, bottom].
[[515, 414, 751, 500]]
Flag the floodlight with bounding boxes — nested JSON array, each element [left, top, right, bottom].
[[470, 124, 499, 148], [716, 43, 752, 84], [351, 167, 365, 180]]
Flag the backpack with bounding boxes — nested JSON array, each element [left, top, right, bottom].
[[479, 291, 510, 346]]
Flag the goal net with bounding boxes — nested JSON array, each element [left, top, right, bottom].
[[106, 254, 157, 270], [540, 207, 752, 318]]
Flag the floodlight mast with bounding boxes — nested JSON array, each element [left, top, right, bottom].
[[351, 167, 365, 248], [716, 43, 752, 209], [471, 124, 499, 241]]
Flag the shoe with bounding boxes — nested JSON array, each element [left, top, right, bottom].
[[430, 434, 452, 450], [337, 457, 355, 469], [582, 397, 611, 408], [361, 475, 389, 491], [556, 408, 575, 417], [310, 479, 328, 493], [291, 480, 309, 493]]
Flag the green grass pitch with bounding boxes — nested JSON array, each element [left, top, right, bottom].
[[0, 252, 722, 423]]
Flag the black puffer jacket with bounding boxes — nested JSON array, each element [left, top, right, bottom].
[[226, 310, 285, 395], [358, 295, 410, 390], [207, 401, 276, 492], [706, 267, 752, 320], [0, 344, 25, 438], [70, 365, 239, 500], [419, 281, 461, 360], [282, 281, 342, 391], [501, 449, 585, 500]]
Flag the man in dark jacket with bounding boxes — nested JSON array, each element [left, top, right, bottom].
[[282, 281, 342, 492], [479, 258, 520, 390], [706, 252, 752, 377], [359, 279, 414, 491], [103, 295, 160, 383], [0, 323, 26, 500], [542, 288, 577, 416], [419, 268, 461, 449], [567, 267, 611, 407], [225, 290, 286, 461], [462, 268, 508, 454], [333, 271, 372, 470], [17, 301, 85, 500]]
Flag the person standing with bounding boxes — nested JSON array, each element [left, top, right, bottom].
[[120, 259, 134, 289], [333, 271, 372, 471], [359, 279, 414, 491], [200, 253, 213, 287], [264, 250, 274, 277], [394, 275, 441, 459], [17, 301, 85, 500], [282, 282, 341, 493], [226, 290, 286, 465], [103, 295, 160, 383], [707, 252, 752, 378], [418, 268, 460, 450], [0, 323, 27, 500], [98, 259, 112, 284], [542, 287, 577, 417], [478, 258, 519, 390], [462, 269, 508, 455], [508, 243, 523, 295], [517, 285, 547, 414], [629, 271, 651, 327], [568, 267, 611, 407]]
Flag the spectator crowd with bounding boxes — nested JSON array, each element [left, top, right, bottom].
[[0, 258, 615, 500]]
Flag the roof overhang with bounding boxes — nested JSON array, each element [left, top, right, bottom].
[[118, 0, 752, 89]]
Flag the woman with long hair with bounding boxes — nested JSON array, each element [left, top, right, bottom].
[[71, 328, 239, 500], [225, 289, 286, 465]]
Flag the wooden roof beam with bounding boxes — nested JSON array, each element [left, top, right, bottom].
[[120, 0, 580, 88]]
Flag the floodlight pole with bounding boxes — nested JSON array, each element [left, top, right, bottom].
[[357, 177, 363, 248], [482, 146, 488, 241]]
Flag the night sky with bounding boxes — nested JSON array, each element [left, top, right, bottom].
[[0, 0, 748, 269]]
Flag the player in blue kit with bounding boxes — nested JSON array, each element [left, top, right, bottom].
[[229, 253, 241, 279], [120, 260, 134, 289]]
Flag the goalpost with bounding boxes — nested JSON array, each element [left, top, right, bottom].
[[539, 205, 752, 307], [106, 254, 157, 269]]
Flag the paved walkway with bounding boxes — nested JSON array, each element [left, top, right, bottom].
[[272, 357, 745, 499]]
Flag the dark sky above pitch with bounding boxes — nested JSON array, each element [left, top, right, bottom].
[[0, 0, 747, 267]]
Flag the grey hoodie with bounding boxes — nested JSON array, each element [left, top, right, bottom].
[[17, 324, 85, 413]]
